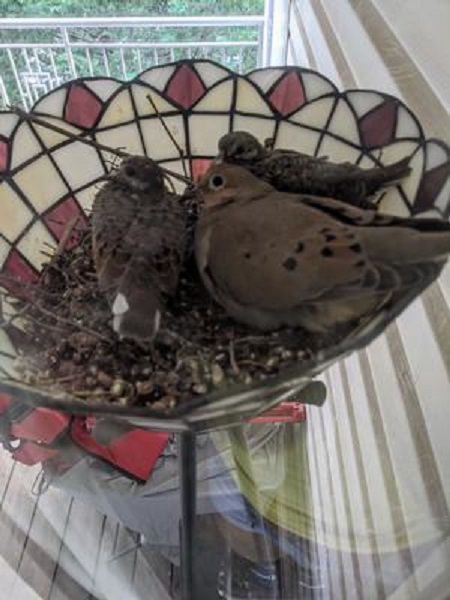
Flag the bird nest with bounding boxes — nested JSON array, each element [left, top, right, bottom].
[[0, 60, 449, 429]]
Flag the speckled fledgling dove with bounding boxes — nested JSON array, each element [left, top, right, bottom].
[[218, 131, 412, 209], [195, 164, 450, 339], [92, 155, 186, 342]]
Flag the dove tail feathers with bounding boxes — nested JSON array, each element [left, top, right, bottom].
[[365, 156, 412, 190], [112, 288, 161, 342], [359, 226, 450, 264]]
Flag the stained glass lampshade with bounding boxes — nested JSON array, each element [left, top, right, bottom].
[[0, 59, 449, 430]]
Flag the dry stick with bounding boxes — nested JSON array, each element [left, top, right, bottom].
[[9, 106, 192, 186], [146, 92, 189, 178], [228, 339, 240, 375], [54, 215, 81, 257], [29, 297, 112, 343], [0, 365, 20, 382], [0, 348, 18, 361]]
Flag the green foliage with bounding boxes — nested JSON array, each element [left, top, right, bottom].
[[0, 0, 264, 106], [1, 0, 263, 18]]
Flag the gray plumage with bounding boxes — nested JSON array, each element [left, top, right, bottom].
[[218, 131, 412, 209], [92, 155, 185, 342]]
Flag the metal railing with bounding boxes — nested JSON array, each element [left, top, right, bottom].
[[0, 15, 269, 109]]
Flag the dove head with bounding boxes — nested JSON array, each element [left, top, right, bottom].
[[115, 155, 165, 193], [199, 164, 273, 208], [218, 131, 266, 164]]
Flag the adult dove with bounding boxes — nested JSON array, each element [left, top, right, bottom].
[[195, 164, 450, 340], [218, 131, 411, 209], [92, 155, 186, 342]]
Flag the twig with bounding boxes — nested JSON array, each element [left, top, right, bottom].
[[146, 93, 188, 178], [54, 215, 80, 257], [70, 389, 109, 398], [0, 348, 18, 361], [10, 105, 128, 156], [25, 294, 112, 344], [9, 105, 192, 186], [0, 300, 32, 329], [237, 359, 268, 369], [163, 173, 176, 194], [0, 364, 20, 383], [228, 340, 240, 375]]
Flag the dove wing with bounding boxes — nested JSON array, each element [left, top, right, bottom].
[[199, 192, 450, 316], [198, 196, 381, 312], [121, 194, 185, 296]]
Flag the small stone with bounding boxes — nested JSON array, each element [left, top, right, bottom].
[[136, 380, 154, 396], [85, 376, 96, 388], [281, 349, 293, 360], [211, 363, 225, 386], [149, 399, 168, 412], [131, 364, 141, 378], [166, 372, 179, 385], [111, 380, 125, 397], [244, 374, 253, 385], [192, 383, 207, 395], [118, 397, 128, 406], [97, 371, 113, 388], [161, 395, 177, 409], [266, 357, 278, 368]]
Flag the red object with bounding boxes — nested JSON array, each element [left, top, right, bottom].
[[269, 72, 306, 116], [44, 197, 88, 248], [10, 408, 70, 444], [3, 249, 39, 286], [0, 140, 8, 171], [13, 442, 59, 466], [70, 417, 170, 483], [0, 395, 170, 481], [360, 98, 397, 149], [250, 402, 306, 424], [166, 63, 205, 109], [191, 158, 212, 182], [64, 83, 103, 129], [0, 393, 12, 412]]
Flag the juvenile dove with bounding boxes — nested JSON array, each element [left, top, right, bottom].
[[218, 131, 411, 209], [92, 155, 185, 342], [195, 164, 450, 339]]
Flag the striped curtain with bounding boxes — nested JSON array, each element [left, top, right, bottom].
[[281, 1, 450, 598], [212, 2, 450, 598]]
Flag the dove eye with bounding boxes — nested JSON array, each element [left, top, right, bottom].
[[209, 174, 226, 190], [124, 165, 136, 177]]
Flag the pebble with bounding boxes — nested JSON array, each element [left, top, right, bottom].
[[211, 363, 225, 385], [97, 371, 113, 388], [161, 395, 177, 409], [111, 379, 126, 397], [136, 380, 154, 396], [192, 383, 207, 395]]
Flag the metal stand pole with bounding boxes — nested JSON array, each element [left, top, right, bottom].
[[179, 431, 197, 600]]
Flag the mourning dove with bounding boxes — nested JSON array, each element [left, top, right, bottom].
[[218, 131, 411, 209], [92, 155, 186, 342], [195, 164, 450, 338]]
